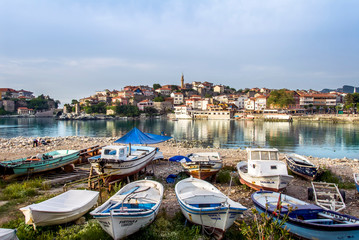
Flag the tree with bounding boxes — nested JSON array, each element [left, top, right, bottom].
[[143, 107, 158, 116], [115, 105, 140, 117], [153, 84, 161, 90], [27, 96, 49, 111], [204, 93, 213, 98], [153, 96, 165, 102], [71, 99, 79, 105], [267, 89, 295, 109]]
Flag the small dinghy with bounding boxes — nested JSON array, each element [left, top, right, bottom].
[[0, 228, 19, 240], [91, 180, 164, 240], [285, 153, 318, 180], [20, 190, 99, 228], [252, 190, 359, 240], [175, 177, 247, 233]]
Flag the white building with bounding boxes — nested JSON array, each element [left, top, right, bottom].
[[170, 92, 184, 105]]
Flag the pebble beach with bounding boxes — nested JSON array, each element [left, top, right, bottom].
[[1, 136, 359, 225]]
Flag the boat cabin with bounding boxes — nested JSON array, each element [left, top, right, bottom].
[[246, 148, 287, 177], [100, 146, 129, 160]]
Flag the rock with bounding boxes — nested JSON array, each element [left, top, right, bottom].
[[75, 217, 86, 225]]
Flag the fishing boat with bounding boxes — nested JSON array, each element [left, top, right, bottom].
[[252, 190, 359, 240], [237, 148, 293, 192], [88, 145, 157, 177], [20, 190, 99, 228], [175, 177, 247, 233], [0, 228, 19, 240], [354, 173, 359, 193], [285, 153, 318, 180], [89, 127, 171, 179], [169, 152, 223, 180], [0, 150, 80, 179], [91, 179, 164, 240]]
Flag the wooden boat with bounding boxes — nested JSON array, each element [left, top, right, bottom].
[[91, 180, 163, 240], [0, 228, 19, 240], [0, 150, 80, 179], [237, 148, 293, 192], [354, 173, 359, 193], [20, 190, 99, 228], [175, 177, 247, 233], [252, 190, 359, 240], [285, 153, 318, 180], [88, 145, 157, 178], [170, 152, 223, 180]]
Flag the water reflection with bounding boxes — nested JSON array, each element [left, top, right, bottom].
[[1, 118, 359, 159]]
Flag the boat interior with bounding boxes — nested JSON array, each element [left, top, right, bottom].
[[265, 200, 358, 225], [97, 185, 160, 214]]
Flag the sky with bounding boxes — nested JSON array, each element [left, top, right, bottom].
[[0, 0, 358, 104]]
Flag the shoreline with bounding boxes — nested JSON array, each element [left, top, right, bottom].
[[1, 136, 358, 181]]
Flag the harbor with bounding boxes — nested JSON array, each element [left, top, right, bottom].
[[1, 135, 359, 239]]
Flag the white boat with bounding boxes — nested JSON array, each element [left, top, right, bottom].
[[20, 190, 99, 228], [88, 145, 157, 177], [0, 228, 19, 240], [237, 148, 293, 192], [355, 173, 359, 193], [175, 177, 247, 232], [91, 180, 164, 240]]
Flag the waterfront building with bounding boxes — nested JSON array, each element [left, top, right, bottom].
[[170, 92, 184, 105], [137, 99, 154, 111]]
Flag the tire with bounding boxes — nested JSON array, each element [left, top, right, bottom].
[[339, 189, 346, 203], [308, 187, 314, 201]]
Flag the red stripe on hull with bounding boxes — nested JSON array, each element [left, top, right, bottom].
[[239, 178, 284, 192]]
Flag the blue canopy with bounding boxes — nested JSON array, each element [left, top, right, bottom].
[[114, 127, 172, 144], [169, 155, 192, 162]]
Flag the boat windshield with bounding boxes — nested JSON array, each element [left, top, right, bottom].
[[250, 151, 278, 161]]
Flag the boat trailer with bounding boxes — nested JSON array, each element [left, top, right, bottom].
[[308, 182, 346, 212]]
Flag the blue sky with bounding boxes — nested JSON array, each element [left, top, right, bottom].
[[0, 0, 358, 104]]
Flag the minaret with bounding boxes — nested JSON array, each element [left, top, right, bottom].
[[181, 73, 184, 89]]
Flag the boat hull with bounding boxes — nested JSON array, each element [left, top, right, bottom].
[[95, 207, 159, 240], [90, 148, 157, 178], [0, 150, 80, 179], [237, 162, 293, 192], [285, 155, 318, 181], [181, 162, 222, 180], [177, 199, 244, 230]]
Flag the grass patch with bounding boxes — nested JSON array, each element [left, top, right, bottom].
[[316, 168, 355, 189], [216, 170, 231, 184], [0, 178, 45, 200], [127, 211, 206, 240]]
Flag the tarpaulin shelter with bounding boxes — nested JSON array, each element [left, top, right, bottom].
[[114, 127, 172, 144]]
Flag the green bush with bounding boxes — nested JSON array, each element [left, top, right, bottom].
[[216, 170, 231, 184], [1, 178, 44, 200], [316, 168, 355, 189]]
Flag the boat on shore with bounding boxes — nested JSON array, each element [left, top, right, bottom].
[[285, 153, 318, 180], [237, 148, 293, 192], [252, 190, 359, 240], [20, 190, 99, 228], [0, 228, 18, 240], [175, 177, 247, 234], [91, 179, 163, 240], [169, 152, 223, 180], [0, 150, 80, 179], [88, 145, 157, 178]]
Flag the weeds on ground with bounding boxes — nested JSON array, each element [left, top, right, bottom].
[[0, 178, 46, 200], [238, 208, 292, 240], [316, 168, 355, 189], [216, 170, 231, 184]]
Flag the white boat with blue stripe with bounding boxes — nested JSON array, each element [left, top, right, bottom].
[[175, 177, 247, 233], [91, 180, 163, 240]]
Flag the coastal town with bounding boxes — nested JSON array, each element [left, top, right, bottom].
[[1, 76, 359, 120]]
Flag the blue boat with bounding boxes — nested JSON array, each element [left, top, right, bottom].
[[252, 190, 359, 240], [285, 153, 318, 180]]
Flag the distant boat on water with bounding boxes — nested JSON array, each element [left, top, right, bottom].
[[0, 150, 80, 179]]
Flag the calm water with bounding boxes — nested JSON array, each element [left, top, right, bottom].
[[1, 118, 359, 159]]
